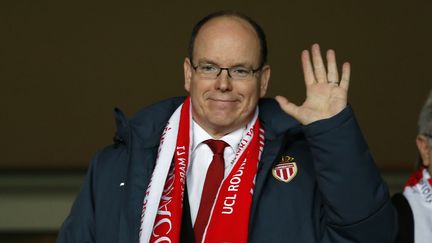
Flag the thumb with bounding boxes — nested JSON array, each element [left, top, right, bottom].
[[275, 95, 299, 117]]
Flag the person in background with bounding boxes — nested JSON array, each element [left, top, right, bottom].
[[392, 89, 432, 243]]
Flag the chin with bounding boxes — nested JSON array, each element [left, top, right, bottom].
[[209, 116, 236, 127]]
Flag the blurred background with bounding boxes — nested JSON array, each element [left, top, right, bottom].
[[1, 0, 431, 242]]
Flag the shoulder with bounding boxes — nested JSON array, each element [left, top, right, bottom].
[[92, 96, 187, 180], [114, 96, 186, 147]]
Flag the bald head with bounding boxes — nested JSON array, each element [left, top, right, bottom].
[[192, 16, 261, 68], [188, 11, 267, 67]]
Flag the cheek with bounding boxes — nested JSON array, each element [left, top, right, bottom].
[[188, 80, 204, 98], [241, 83, 261, 101], [428, 150, 432, 164], [189, 81, 210, 109], [236, 85, 260, 114]]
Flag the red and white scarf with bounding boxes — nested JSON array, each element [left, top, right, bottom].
[[139, 97, 264, 243], [403, 167, 432, 243]]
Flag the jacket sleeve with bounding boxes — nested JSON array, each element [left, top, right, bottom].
[[303, 106, 397, 242], [56, 152, 100, 243]]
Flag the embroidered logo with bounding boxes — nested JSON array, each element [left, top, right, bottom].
[[272, 155, 298, 183]]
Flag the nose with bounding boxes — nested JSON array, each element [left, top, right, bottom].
[[215, 69, 232, 92]]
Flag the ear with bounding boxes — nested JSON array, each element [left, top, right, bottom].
[[258, 65, 271, 97], [416, 135, 431, 167], [184, 57, 192, 92]]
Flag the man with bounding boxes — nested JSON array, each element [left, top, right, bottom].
[[392, 90, 432, 243], [57, 11, 396, 242]]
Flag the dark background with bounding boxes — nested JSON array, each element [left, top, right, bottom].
[[2, 1, 431, 170], [1, 1, 431, 241]]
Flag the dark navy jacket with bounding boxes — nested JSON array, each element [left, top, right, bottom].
[[57, 97, 397, 242]]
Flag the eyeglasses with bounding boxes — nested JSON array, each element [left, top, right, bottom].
[[191, 62, 262, 80]]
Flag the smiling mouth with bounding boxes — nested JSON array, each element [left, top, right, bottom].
[[207, 98, 239, 109], [208, 98, 238, 103]]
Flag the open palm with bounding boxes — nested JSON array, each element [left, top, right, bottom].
[[275, 44, 351, 125]]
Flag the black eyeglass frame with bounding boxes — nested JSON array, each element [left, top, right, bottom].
[[190, 61, 263, 79]]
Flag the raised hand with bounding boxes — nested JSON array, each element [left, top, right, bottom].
[[275, 43, 350, 125]]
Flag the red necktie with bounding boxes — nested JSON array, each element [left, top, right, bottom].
[[194, 139, 228, 243]]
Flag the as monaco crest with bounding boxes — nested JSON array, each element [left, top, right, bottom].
[[272, 155, 298, 183]]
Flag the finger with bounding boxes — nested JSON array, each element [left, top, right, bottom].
[[326, 49, 339, 84], [339, 62, 351, 90], [275, 95, 299, 117], [311, 43, 327, 83], [301, 50, 315, 85]]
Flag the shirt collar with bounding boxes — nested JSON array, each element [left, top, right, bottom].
[[191, 120, 245, 153]]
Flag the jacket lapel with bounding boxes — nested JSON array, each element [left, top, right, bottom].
[[248, 99, 300, 232], [249, 134, 285, 230]]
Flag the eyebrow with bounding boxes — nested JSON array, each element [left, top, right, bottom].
[[196, 59, 218, 65]]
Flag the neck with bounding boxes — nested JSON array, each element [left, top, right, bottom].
[[200, 125, 234, 139], [192, 119, 245, 139]]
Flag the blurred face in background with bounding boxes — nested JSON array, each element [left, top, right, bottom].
[[416, 134, 432, 175]]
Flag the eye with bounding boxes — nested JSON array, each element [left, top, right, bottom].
[[231, 67, 250, 75], [198, 64, 218, 73]]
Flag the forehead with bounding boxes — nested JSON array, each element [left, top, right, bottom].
[[193, 16, 261, 65]]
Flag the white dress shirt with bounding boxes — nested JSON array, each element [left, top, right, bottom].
[[186, 121, 245, 225]]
